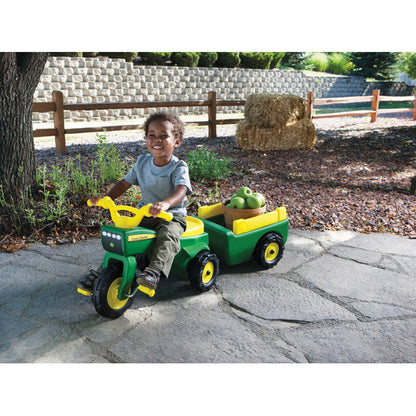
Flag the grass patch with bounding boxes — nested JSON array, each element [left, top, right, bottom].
[[314, 101, 414, 115]]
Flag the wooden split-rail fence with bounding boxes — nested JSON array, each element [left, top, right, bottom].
[[33, 90, 416, 153]]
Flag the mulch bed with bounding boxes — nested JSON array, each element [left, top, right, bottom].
[[182, 120, 416, 238], [1, 114, 416, 252]]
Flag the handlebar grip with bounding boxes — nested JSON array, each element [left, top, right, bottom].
[[142, 204, 173, 221]]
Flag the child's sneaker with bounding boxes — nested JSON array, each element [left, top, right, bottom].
[[136, 267, 160, 297], [77, 269, 99, 296]]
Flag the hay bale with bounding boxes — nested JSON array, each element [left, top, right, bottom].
[[235, 93, 315, 151], [244, 94, 306, 128], [236, 119, 316, 151], [280, 119, 316, 149]]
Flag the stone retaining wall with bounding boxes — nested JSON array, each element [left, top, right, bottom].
[[33, 56, 415, 124]]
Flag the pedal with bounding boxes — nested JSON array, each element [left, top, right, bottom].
[[138, 284, 155, 298], [77, 287, 92, 296]]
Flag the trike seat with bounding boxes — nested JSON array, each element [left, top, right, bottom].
[[182, 216, 204, 237]]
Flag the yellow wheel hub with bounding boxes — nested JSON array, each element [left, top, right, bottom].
[[202, 261, 214, 284], [107, 277, 129, 310], [265, 242, 279, 262]]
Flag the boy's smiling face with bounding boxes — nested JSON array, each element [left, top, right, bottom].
[[146, 119, 180, 167]]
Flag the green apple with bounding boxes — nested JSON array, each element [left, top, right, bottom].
[[246, 194, 263, 209], [229, 196, 246, 209], [236, 186, 252, 199], [252, 192, 265, 207]]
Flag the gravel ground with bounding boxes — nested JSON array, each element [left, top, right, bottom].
[[31, 112, 416, 242], [34, 112, 416, 150]]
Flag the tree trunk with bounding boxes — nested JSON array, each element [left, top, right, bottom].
[[0, 52, 48, 201]]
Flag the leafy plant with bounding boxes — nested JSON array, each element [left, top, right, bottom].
[[280, 52, 305, 69], [215, 52, 241, 68], [37, 165, 69, 222], [95, 133, 127, 186], [137, 52, 172, 66], [198, 52, 218, 67], [239, 52, 273, 69], [396, 52, 416, 79], [270, 52, 285, 69], [327, 53, 354, 74], [0, 133, 132, 241], [64, 155, 99, 198], [305, 52, 329, 72], [171, 52, 200, 67], [186, 148, 234, 182]]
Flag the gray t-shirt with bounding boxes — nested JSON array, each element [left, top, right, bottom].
[[123, 154, 192, 216]]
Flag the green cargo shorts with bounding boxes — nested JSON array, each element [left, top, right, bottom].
[[138, 215, 187, 278]]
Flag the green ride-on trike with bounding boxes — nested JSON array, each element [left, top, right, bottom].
[[78, 196, 289, 319]]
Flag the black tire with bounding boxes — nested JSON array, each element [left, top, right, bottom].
[[92, 263, 133, 319], [253, 232, 284, 269], [188, 250, 219, 292]]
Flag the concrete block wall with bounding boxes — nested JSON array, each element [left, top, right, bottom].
[[32, 56, 414, 124]]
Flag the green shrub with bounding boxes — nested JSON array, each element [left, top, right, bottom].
[[281, 52, 306, 69], [306, 52, 329, 72], [327, 53, 354, 74], [198, 52, 218, 67], [405, 53, 416, 78], [171, 52, 200, 67], [396, 52, 416, 79], [239, 52, 273, 69], [186, 148, 234, 182], [137, 52, 172, 65], [270, 52, 285, 68], [350, 52, 399, 80], [215, 52, 241, 68]]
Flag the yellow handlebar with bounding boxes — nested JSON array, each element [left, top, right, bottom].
[[87, 196, 173, 228]]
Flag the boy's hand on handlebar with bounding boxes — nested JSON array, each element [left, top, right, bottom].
[[149, 201, 170, 218]]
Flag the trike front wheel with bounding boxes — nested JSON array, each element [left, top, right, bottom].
[[92, 263, 133, 319]]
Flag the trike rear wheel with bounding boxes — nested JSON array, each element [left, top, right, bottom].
[[189, 250, 219, 292], [92, 263, 133, 319], [253, 232, 284, 269]]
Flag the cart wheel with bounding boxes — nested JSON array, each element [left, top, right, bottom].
[[92, 263, 133, 319], [254, 232, 284, 269], [188, 250, 219, 292]]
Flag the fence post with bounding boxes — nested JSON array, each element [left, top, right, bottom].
[[370, 89, 380, 123], [306, 91, 314, 119], [52, 90, 66, 153], [208, 91, 217, 139]]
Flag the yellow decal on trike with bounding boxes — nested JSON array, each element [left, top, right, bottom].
[[128, 234, 157, 242]]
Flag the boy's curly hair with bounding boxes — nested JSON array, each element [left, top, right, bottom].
[[143, 111, 185, 142]]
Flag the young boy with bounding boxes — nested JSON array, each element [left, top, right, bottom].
[[78, 111, 192, 295]]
